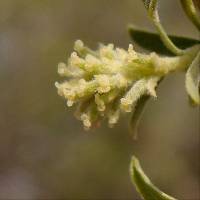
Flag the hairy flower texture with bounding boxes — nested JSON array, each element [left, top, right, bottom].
[[55, 40, 199, 129]]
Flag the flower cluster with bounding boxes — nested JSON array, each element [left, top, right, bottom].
[[55, 40, 164, 129]]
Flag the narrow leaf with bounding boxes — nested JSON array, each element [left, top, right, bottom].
[[129, 77, 162, 138], [129, 26, 200, 55], [180, 0, 200, 31], [129, 95, 150, 139], [185, 51, 200, 105], [130, 156, 177, 200]]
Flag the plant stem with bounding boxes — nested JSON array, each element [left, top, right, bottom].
[[151, 8, 187, 56], [155, 45, 200, 74]]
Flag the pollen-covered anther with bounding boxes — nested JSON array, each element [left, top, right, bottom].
[[95, 75, 111, 94], [120, 97, 132, 112], [70, 52, 85, 67], [80, 113, 91, 129], [77, 79, 87, 97], [116, 48, 127, 61], [55, 82, 60, 90], [100, 44, 115, 59], [113, 74, 128, 88], [55, 82, 66, 96], [127, 44, 138, 62], [63, 89, 76, 101], [95, 94, 106, 111], [74, 40, 84, 52], [67, 100, 74, 107], [108, 110, 120, 127], [58, 62, 67, 76], [85, 54, 101, 72]]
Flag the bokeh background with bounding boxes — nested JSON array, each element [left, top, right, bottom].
[[0, 0, 199, 199]]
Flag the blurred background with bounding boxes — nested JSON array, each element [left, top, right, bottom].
[[0, 0, 199, 199]]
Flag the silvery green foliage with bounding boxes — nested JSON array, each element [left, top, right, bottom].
[[130, 156, 177, 200], [180, 0, 200, 31]]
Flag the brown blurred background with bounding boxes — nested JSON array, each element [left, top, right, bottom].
[[0, 0, 199, 199]]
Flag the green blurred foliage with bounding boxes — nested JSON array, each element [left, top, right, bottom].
[[0, 0, 199, 199]]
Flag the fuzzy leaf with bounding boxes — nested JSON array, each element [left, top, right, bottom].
[[121, 77, 159, 113], [130, 156, 177, 200], [129, 77, 161, 138], [180, 0, 200, 31], [185, 51, 200, 105], [129, 95, 150, 139], [129, 26, 200, 55]]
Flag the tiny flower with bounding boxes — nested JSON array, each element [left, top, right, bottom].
[[80, 113, 91, 129], [108, 109, 120, 128], [95, 75, 111, 94]]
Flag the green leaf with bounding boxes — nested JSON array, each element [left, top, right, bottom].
[[129, 77, 163, 139], [130, 156, 178, 200], [128, 26, 200, 55], [185, 51, 200, 105], [180, 0, 200, 31], [129, 95, 150, 139]]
